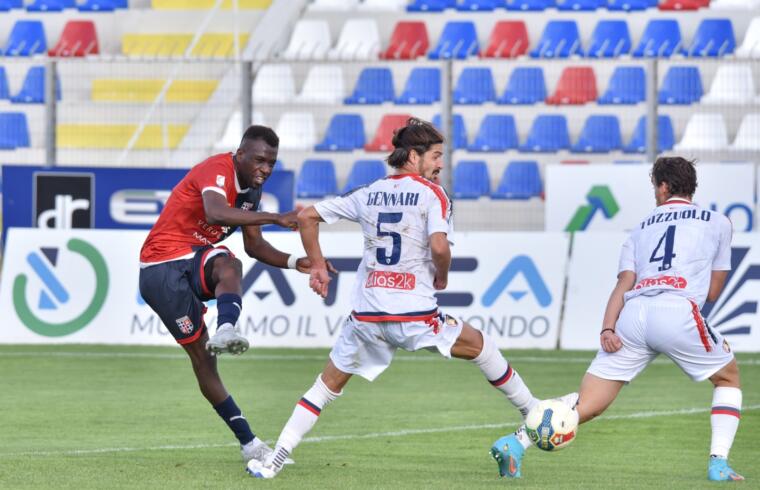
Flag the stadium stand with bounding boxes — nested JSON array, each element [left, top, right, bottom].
[[276, 112, 317, 150], [586, 20, 631, 58], [365, 113, 411, 151], [3, 20, 47, 56], [91, 79, 218, 102], [529, 20, 582, 58], [407, 0, 453, 12], [253, 64, 296, 104], [674, 113, 729, 150], [296, 158, 338, 198], [10, 65, 60, 103], [482, 20, 529, 58], [546, 66, 597, 105], [623, 115, 675, 153], [735, 17, 760, 57], [453, 67, 495, 104], [607, 0, 649, 9], [701, 64, 755, 104], [468, 114, 519, 152], [453, 160, 490, 199], [520, 114, 570, 152], [658, 65, 703, 104], [56, 124, 189, 149], [685, 18, 735, 57], [314, 113, 365, 152], [632, 19, 683, 57], [395, 66, 440, 104], [308, 0, 359, 11], [282, 19, 331, 60], [327, 18, 380, 60], [556, 0, 602, 11], [598, 66, 645, 104], [48, 20, 99, 57], [505, 0, 554, 10], [731, 113, 760, 150], [0, 112, 30, 149], [344, 67, 395, 104], [0, 67, 9, 99], [341, 159, 386, 193], [432, 113, 467, 149], [381, 21, 429, 59], [427, 21, 479, 59], [497, 67, 547, 104], [296, 64, 345, 104], [571, 115, 622, 153], [492, 161, 543, 199]]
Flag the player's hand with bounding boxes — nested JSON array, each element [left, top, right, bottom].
[[433, 274, 447, 290], [309, 267, 331, 298], [296, 257, 337, 275], [276, 210, 299, 230], [600, 330, 623, 353]]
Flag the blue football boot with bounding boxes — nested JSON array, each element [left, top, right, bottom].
[[708, 457, 744, 481], [491, 434, 524, 478]]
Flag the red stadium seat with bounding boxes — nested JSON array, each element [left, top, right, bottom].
[[560, 159, 590, 164], [381, 21, 429, 60], [364, 114, 412, 152], [658, 0, 708, 10], [48, 20, 99, 57], [546, 66, 597, 105], [483, 21, 529, 58]]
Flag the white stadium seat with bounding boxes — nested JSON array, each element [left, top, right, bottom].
[[282, 19, 332, 60], [735, 17, 760, 58], [252, 64, 296, 104], [214, 111, 266, 152], [296, 64, 345, 104], [731, 113, 760, 150], [711, 0, 760, 9], [357, 0, 407, 10], [702, 64, 756, 105], [674, 113, 729, 151], [276, 112, 317, 150], [308, 0, 359, 10], [327, 18, 380, 60]]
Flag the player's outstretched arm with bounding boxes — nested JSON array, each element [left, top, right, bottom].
[[241, 224, 336, 275], [202, 191, 298, 228], [707, 270, 729, 303], [297, 206, 331, 298], [430, 232, 451, 291], [600, 270, 636, 352]]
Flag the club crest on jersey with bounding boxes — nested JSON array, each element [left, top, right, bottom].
[[216, 175, 225, 187], [175, 316, 194, 335], [241, 202, 254, 211]]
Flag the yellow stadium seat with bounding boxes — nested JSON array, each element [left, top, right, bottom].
[[121, 33, 248, 58], [151, 0, 271, 9], [92, 79, 219, 102], [57, 124, 189, 149]]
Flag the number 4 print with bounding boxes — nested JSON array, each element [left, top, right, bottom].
[[650, 225, 676, 271]]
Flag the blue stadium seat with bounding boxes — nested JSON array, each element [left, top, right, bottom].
[[453, 160, 490, 199], [497, 67, 546, 105], [428, 21, 479, 59], [632, 19, 683, 58], [26, 0, 67, 12], [2, 20, 47, 56], [520, 115, 570, 152], [505, 0, 553, 10], [296, 159, 338, 198], [0, 67, 9, 100], [492, 161, 542, 200], [605, 0, 649, 10], [396, 67, 440, 104], [314, 114, 365, 152], [342, 159, 386, 193], [0, 112, 30, 149], [456, 0, 499, 10], [571, 115, 622, 153], [623, 115, 675, 153], [556, 0, 601, 10], [468, 114, 519, 152], [453, 67, 495, 104], [658, 66, 702, 104], [10, 66, 61, 104], [685, 19, 735, 57], [587, 20, 631, 57], [529, 21, 582, 58], [432, 113, 468, 149], [407, 0, 453, 11], [0, 0, 24, 8], [78, 0, 116, 11], [598, 66, 645, 105], [345, 67, 394, 105]]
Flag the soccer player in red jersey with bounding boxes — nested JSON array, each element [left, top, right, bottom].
[[139, 125, 316, 464]]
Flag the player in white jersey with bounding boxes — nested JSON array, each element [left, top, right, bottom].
[[247, 117, 541, 479], [492, 157, 744, 481]]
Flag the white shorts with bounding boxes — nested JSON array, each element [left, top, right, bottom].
[[588, 293, 734, 383], [329, 312, 464, 382]]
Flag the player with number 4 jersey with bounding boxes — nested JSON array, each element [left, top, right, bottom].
[[247, 118, 542, 480], [492, 157, 744, 482]]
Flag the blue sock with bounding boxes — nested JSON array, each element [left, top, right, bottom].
[[213, 395, 254, 445], [216, 293, 242, 327]]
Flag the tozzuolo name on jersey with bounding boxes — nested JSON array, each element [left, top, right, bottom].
[[641, 208, 712, 229]]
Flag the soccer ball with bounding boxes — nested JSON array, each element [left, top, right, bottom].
[[525, 399, 579, 451]]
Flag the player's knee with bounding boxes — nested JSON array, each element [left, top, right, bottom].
[[214, 256, 242, 285], [710, 360, 740, 388]]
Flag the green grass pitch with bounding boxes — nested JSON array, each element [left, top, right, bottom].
[[0, 345, 757, 489]]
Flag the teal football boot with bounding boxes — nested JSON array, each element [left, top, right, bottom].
[[491, 434, 524, 478], [708, 457, 744, 481]]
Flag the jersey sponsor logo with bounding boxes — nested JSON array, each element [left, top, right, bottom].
[[12, 238, 109, 337], [481, 256, 551, 307], [364, 270, 416, 290], [566, 185, 619, 232], [175, 315, 194, 335], [634, 275, 688, 290], [702, 246, 760, 336]]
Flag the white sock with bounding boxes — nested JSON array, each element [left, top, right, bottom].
[[471, 332, 538, 417], [710, 387, 741, 459], [274, 375, 342, 459], [514, 424, 534, 450]]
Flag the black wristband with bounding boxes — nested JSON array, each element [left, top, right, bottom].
[[600, 328, 615, 335]]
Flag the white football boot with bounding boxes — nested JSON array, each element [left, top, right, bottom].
[[246, 450, 286, 479], [557, 392, 579, 410], [205, 323, 249, 355], [241, 439, 293, 465]]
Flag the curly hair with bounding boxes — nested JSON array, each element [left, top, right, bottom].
[[651, 156, 697, 197], [386, 117, 443, 169]]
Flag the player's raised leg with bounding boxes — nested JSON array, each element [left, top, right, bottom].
[[205, 254, 249, 356], [247, 360, 348, 479], [707, 359, 743, 481]]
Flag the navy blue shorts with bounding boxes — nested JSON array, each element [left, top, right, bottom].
[[139, 246, 232, 345]]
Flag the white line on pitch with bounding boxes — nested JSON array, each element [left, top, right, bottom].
[[2, 350, 760, 365], [3, 404, 759, 458]]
